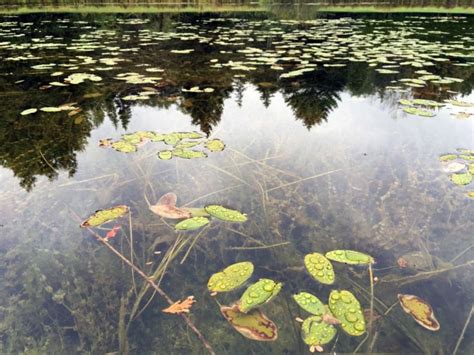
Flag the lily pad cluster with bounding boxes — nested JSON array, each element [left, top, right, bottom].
[[149, 192, 247, 231], [398, 98, 474, 119], [207, 261, 282, 341], [439, 149, 474, 197], [295, 250, 373, 351], [99, 130, 225, 159]]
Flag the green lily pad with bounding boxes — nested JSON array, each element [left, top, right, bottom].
[[450, 172, 472, 186], [444, 99, 474, 108], [175, 217, 209, 231], [239, 279, 282, 313], [177, 131, 204, 139], [403, 107, 435, 117], [412, 99, 444, 107], [293, 292, 325, 316], [460, 154, 474, 161], [181, 207, 210, 217], [172, 149, 207, 159], [204, 205, 247, 222], [467, 191, 474, 198], [328, 290, 366, 336], [111, 141, 137, 153], [163, 133, 182, 146], [205, 139, 226, 152], [301, 316, 337, 347], [158, 150, 173, 160], [175, 141, 202, 149], [207, 261, 254, 293], [325, 250, 374, 265], [21, 108, 38, 116], [304, 253, 335, 285], [398, 99, 413, 106], [439, 154, 457, 162], [80, 205, 129, 228]]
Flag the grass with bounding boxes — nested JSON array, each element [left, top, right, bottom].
[[316, 6, 474, 14]]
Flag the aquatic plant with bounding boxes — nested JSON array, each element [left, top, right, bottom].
[[398, 294, 440, 331]]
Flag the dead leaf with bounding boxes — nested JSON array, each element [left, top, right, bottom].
[[162, 296, 196, 314], [397, 257, 408, 268]]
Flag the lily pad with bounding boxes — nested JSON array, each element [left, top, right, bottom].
[[207, 261, 254, 293], [205, 139, 226, 152], [220, 304, 278, 341], [439, 154, 457, 162], [20, 108, 38, 116], [293, 292, 325, 316], [175, 217, 209, 231], [238, 279, 282, 313], [80, 205, 129, 228], [301, 316, 337, 347], [450, 172, 472, 186], [403, 107, 435, 117], [172, 149, 207, 159], [204, 205, 247, 222], [304, 253, 335, 285], [158, 150, 173, 160], [325, 250, 374, 265], [398, 294, 440, 331], [111, 141, 137, 153], [328, 290, 366, 336]]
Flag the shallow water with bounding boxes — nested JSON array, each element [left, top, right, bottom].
[[0, 12, 473, 354]]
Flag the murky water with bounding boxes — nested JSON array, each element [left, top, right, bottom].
[[0, 12, 473, 354]]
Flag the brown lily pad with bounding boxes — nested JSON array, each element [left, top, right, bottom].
[[398, 294, 440, 331]]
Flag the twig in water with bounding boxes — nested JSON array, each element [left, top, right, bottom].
[[453, 304, 473, 355]]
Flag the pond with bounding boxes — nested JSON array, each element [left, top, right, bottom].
[[0, 10, 473, 354]]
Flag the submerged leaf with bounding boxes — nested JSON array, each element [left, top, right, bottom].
[[157, 192, 178, 206], [328, 290, 366, 336], [205, 205, 247, 222], [293, 292, 325, 316], [208, 261, 254, 293], [325, 250, 374, 265], [304, 253, 335, 285], [220, 304, 278, 341], [301, 316, 336, 347], [150, 204, 191, 219], [162, 296, 196, 314], [80, 205, 129, 228], [175, 217, 209, 231], [238, 279, 282, 313], [398, 294, 440, 331]]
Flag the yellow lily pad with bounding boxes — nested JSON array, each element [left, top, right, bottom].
[[80, 205, 129, 228]]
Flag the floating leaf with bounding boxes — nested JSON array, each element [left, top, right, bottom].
[[204, 205, 247, 222], [403, 107, 435, 117], [301, 316, 337, 347], [163, 133, 182, 146], [162, 296, 196, 314], [40, 107, 63, 113], [467, 191, 474, 198], [439, 154, 457, 162], [207, 261, 254, 293], [444, 99, 474, 108], [450, 172, 472, 186], [66, 73, 102, 84], [172, 149, 207, 159], [175, 217, 209, 231], [158, 150, 173, 160], [328, 290, 366, 336], [398, 294, 440, 331], [412, 99, 444, 107], [80, 205, 129, 228], [293, 292, 325, 316], [21, 108, 37, 116], [111, 141, 137, 153], [238, 278, 282, 313], [220, 304, 278, 341], [205, 139, 226, 152], [304, 253, 335, 285], [325, 250, 374, 265], [441, 162, 465, 173], [181, 207, 210, 217]]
